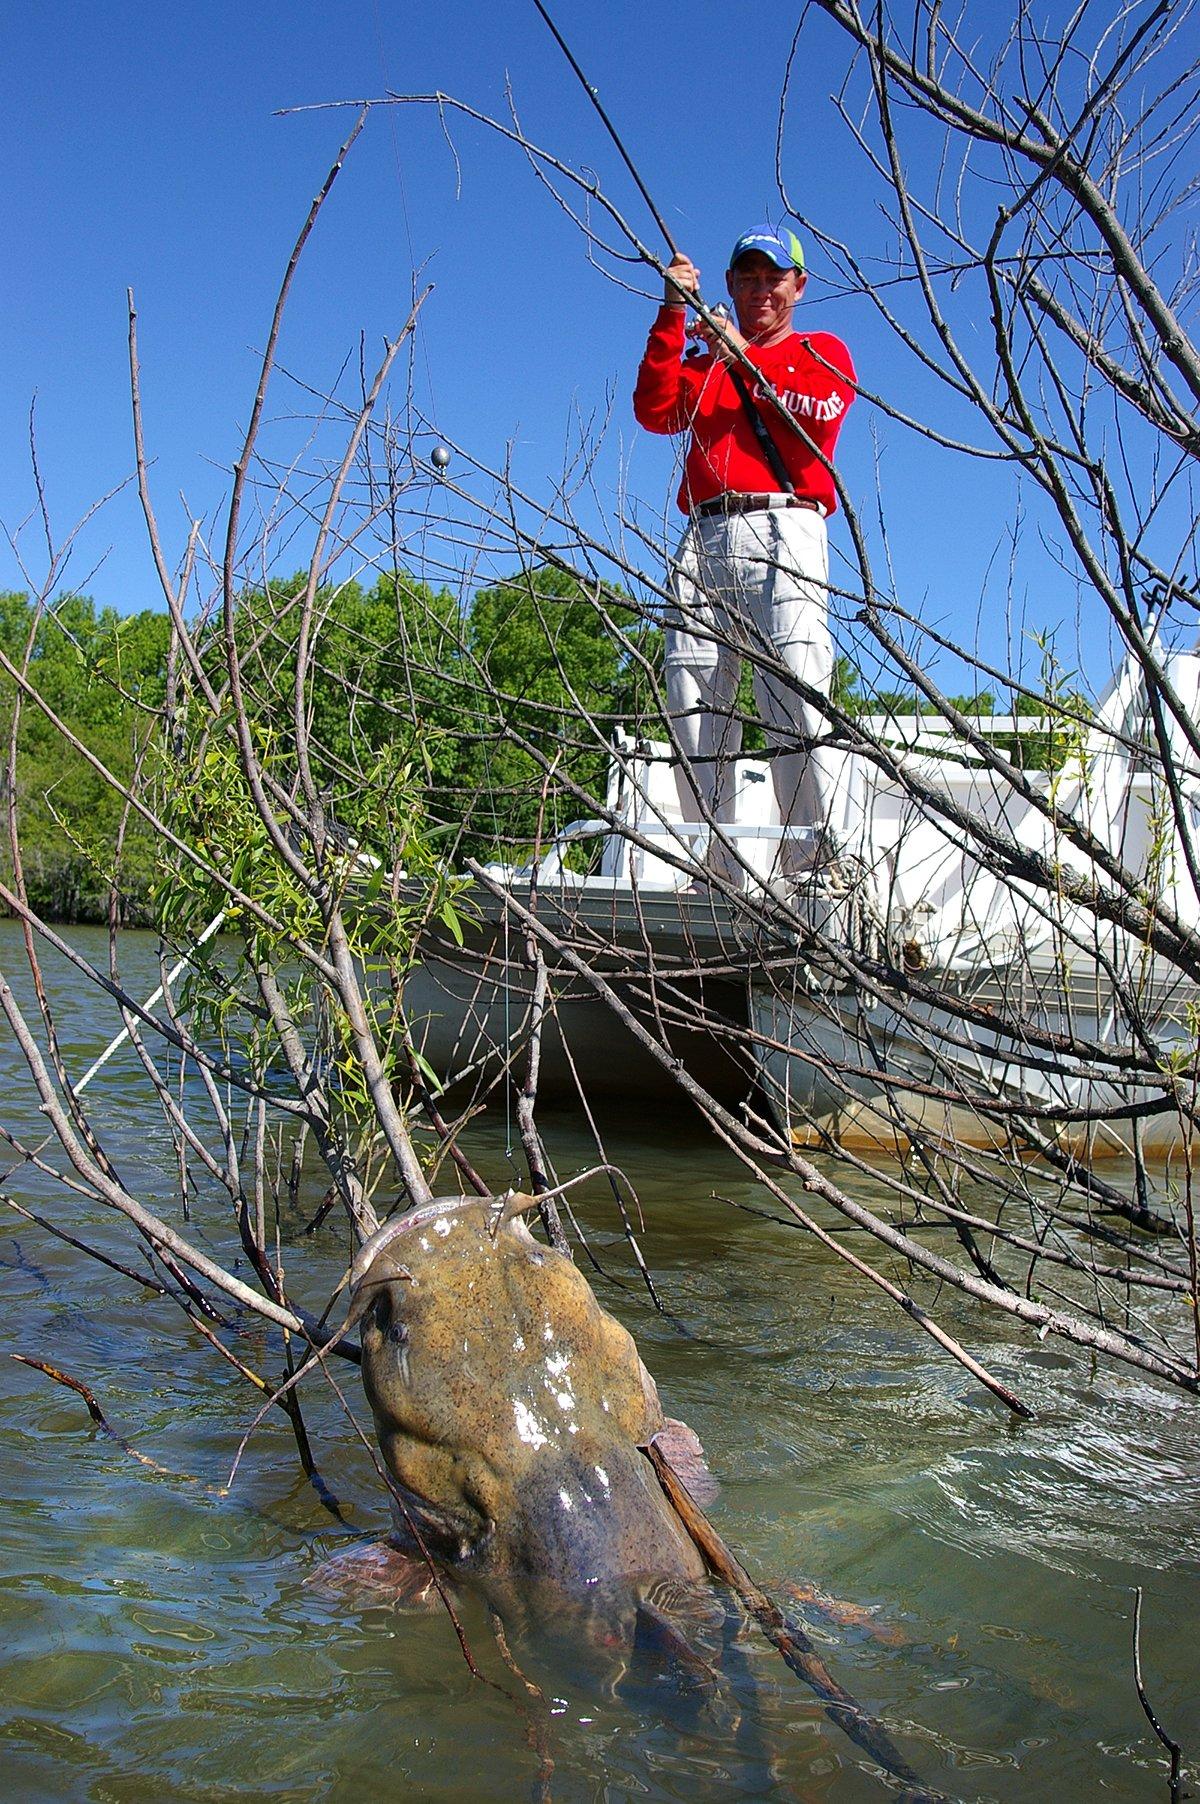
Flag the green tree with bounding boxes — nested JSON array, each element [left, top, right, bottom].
[[0, 592, 170, 921], [457, 564, 642, 857]]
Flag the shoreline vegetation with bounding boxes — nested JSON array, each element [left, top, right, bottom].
[[2, 566, 649, 928], [1, 590, 168, 926], [2, 573, 1065, 929]]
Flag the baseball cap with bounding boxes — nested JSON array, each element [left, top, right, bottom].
[[728, 224, 805, 273]]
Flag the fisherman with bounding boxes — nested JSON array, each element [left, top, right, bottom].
[[633, 224, 856, 887]]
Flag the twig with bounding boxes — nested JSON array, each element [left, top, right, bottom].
[[489, 1606, 556, 1804], [1132, 1588, 1186, 1803], [469, 864, 1039, 1413], [13, 1354, 217, 1490], [517, 763, 569, 1253], [642, 1437, 943, 1801]]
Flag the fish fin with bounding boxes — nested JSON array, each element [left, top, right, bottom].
[[654, 1417, 720, 1507], [632, 1596, 720, 1704], [785, 1579, 908, 1647], [304, 1536, 446, 1611]]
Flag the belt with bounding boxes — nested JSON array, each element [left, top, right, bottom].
[[693, 492, 824, 518]]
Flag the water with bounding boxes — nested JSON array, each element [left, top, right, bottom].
[[0, 922, 1196, 1800]]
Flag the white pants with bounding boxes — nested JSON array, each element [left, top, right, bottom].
[[664, 506, 834, 881]]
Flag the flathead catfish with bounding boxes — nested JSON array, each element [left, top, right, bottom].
[[351, 1195, 711, 1631], [339, 1197, 943, 1801]]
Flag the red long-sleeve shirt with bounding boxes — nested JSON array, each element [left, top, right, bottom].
[[633, 305, 856, 516]]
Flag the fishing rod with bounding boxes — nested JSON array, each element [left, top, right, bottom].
[[529, 0, 678, 258], [526, 0, 792, 403], [529, 2, 806, 489]]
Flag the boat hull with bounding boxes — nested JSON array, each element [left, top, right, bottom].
[[403, 859, 1200, 1155], [750, 960, 1200, 1158], [407, 884, 754, 1107]]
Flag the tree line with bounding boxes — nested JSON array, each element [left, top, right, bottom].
[[1, 566, 1078, 926], [0, 591, 170, 924], [0, 568, 653, 924]]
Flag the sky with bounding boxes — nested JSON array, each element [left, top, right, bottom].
[[2, 0, 1174, 696]]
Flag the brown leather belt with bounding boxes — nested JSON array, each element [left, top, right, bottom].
[[694, 492, 823, 518]]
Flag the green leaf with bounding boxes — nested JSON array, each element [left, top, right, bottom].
[[409, 1045, 444, 1095], [440, 899, 465, 947]]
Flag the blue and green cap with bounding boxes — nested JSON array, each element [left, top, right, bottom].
[[728, 224, 805, 273]]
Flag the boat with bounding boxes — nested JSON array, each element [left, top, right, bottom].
[[407, 643, 1200, 1157]]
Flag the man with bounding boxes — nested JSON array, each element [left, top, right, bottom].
[[633, 224, 856, 885]]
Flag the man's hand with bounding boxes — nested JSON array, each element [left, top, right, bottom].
[[688, 309, 749, 364], [663, 254, 699, 307]]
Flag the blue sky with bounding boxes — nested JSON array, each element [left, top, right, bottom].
[[2, 0, 1161, 696]]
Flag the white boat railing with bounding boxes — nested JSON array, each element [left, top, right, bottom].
[[533, 815, 821, 886], [507, 648, 1200, 978]]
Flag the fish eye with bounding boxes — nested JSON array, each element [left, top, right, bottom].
[[386, 1319, 409, 1349]]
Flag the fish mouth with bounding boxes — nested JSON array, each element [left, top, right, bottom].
[[384, 1474, 490, 1565]]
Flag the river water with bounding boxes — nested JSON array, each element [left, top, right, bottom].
[[0, 922, 1196, 1801]]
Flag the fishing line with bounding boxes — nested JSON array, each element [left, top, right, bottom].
[[371, 0, 441, 435]]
